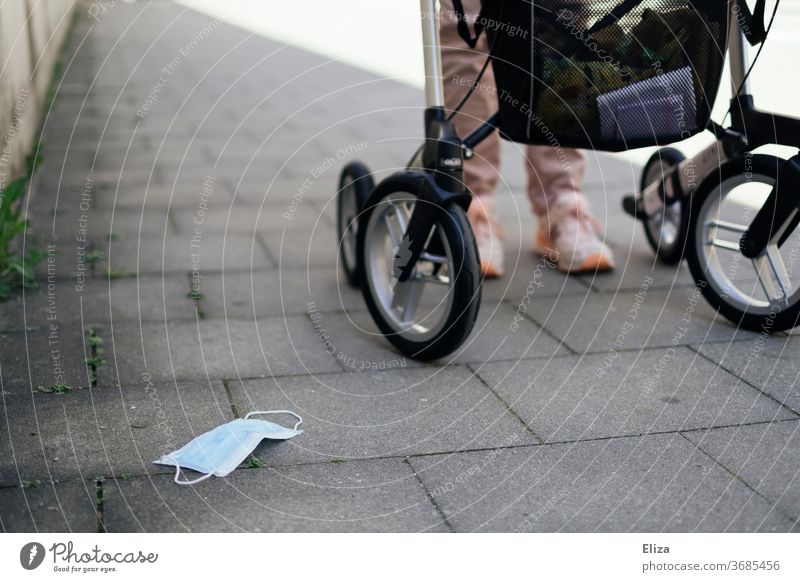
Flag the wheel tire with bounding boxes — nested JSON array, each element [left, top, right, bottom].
[[641, 147, 689, 264], [337, 162, 373, 287], [357, 187, 481, 361], [686, 154, 800, 332]]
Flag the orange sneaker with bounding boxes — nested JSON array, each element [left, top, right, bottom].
[[468, 199, 505, 278], [533, 196, 615, 274]]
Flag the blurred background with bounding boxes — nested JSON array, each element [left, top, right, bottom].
[[177, 0, 800, 163]]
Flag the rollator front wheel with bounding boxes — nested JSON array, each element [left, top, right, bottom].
[[686, 154, 800, 332], [357, 187, 481, 360], [337, 162, 374, 287], [641, 147, 689, 264]]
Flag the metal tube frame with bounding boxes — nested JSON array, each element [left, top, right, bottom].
[[728, 7, 751, 97], [393, 0, 473, 283], [643, 9, 800, 219], [415, 2, 800, 237], [420, 0, 446, 109]]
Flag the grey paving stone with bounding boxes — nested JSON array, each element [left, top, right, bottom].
[[96, 317, 341, 384], [25, 239, 86, 282], [410, 434, 795, 532], [454, 301, 567, 364], [315, 301, 567, 369], [226, 365, 536, 465], [196, 267, 363, 319], [96, 274, 196, 321], [262, 223, 339, 269], [99, 182, 235, 211], [28, 211, 172, 283], [103, 151, 205, 174], [696, 336, 800, 414], [181, 151, 288, 177], [0, 274, 196, 330], [203, 141, 320, 174], [215, 159, 333, 202], [475, 348, 795, 443], [569, 201, 649, 258], [102, 458, 447, 532], [578, 248, 696, 292], [60, 171, 166, 199], [303, 309, 426, 371], [0, 325, 92, 395], [29, 207, 174, 280], [584, 152, 642, 190], [86, 167, 166, 186], [0, 380, 233, 486], [480, 249, 592, 301], [171, 200, 330, 237], [34, 207, 174, 246], [525, 286, 757, 354], [108, 231, 274, 274], [0, 480, 99, 533], [684, 420, 800, 522]]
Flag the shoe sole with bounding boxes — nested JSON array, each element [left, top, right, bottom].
[[555, 252, 614, 273], [532, 232, 614, 274], [480, 259, 504, 278]]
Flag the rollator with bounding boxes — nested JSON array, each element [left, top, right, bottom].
[[335, 0, 799, 360]]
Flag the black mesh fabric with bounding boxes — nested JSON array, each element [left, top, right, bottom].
[[483, 1, 730, 151]]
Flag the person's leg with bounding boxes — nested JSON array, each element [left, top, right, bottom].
[[526, 145, 615, 272], [440, 0, 504, 277]]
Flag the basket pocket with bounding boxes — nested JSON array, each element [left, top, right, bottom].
[[484, 0, 730, 151]]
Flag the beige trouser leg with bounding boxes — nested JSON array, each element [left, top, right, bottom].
[[439, 0, 587, 225], [439, 1, 499, 223], [524, 146, 587, 217]]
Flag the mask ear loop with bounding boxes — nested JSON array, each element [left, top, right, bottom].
[[245, 410, 303, 431], [161, 456, 214, 486]]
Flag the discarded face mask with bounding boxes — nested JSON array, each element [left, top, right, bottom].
[[154, 410, 303, 485]]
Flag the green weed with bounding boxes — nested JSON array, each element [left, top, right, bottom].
[[0, 177, 45, 299]]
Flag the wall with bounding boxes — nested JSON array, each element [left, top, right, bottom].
[[0, 0, 76, 190]]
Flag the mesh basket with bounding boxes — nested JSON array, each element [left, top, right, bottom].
[[483, 0, 730, 151]]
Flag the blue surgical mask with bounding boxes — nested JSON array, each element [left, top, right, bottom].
[[154, 410, 303, 485]]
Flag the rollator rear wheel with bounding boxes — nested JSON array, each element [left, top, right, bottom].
[[357, 187, 481, 360], [641, 147, 689, 264], [686, 154, 800, 332], [337, 162, 373, 287]]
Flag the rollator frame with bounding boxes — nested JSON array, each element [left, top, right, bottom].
[[404, 0, 800, 279], [635, 7, 800, 260], [343, 0, 800, 359]]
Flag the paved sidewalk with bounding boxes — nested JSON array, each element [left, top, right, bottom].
[[1, 2, 799, 532]]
